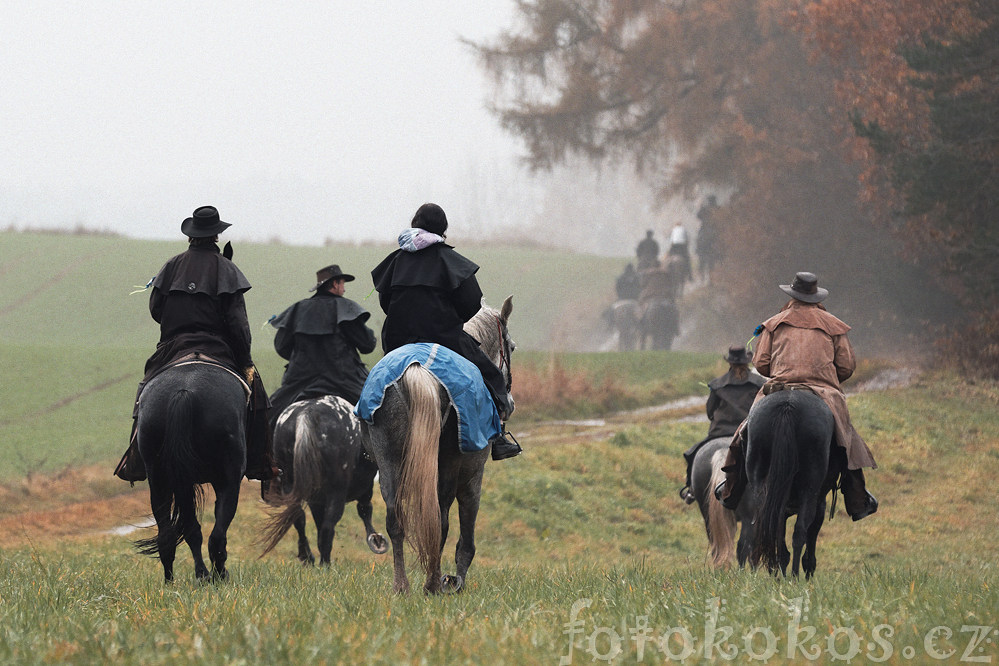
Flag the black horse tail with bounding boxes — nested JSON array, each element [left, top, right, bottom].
[[752, 399, 800, 572], [259, 410, 325, 556], [135, 388, 203, 555]]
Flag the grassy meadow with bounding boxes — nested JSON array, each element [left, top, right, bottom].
[[1, 231, 998, 664]]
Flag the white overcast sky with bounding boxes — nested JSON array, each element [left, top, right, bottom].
[[1, 2, 531, 244]]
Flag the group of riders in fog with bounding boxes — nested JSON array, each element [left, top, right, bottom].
[[114, 201, 876, 584]]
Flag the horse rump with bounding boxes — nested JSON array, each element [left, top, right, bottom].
[[134, 388, 207, 556]]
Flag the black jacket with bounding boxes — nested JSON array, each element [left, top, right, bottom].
[[371, 242, 481, 354], [705, 369, 765, 439], [144, 243, 252, 377], [268, 291, 375, 413]]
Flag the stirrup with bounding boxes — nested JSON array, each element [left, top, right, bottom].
[[490, 428, 522, 461]]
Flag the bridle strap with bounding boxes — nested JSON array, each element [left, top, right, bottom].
[[495, 316, 512, 392]]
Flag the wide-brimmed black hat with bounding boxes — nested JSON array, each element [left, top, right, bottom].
[[309, 264, 355, 291], [779, 271, 828, 303], [411, 203, 448, 236], [724, 345, 753, 365], [181, 205, 231, 238]]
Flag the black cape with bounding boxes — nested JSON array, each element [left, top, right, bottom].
[[370, 243, 481, 354], [144, 243, 253, 378], [268, 292, 375, 415]]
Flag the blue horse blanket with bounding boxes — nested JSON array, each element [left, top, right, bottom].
[[354, 343, 500, 453]]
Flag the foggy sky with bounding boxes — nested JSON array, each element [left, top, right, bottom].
[[1, 2, 529, 244]]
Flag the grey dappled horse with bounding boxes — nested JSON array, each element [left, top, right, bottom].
[[745, 389, 840, 577], [259, 396, 388, 565], [135, 362, 247, 582], [361, 297, 515, 594], [690, 437, 756, 568]]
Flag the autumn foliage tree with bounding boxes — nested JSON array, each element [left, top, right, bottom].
[[798, 0, 998, 375], [473, 0, 981, 358]]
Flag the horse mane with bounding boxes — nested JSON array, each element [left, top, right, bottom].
[[463, 305, 501, 357]]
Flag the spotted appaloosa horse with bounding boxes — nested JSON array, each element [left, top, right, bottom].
[[259, 396, 388, 565]]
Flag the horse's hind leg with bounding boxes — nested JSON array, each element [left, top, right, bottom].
[[444, 470, 484, 594], [292, 505, 314, 565], [790, 497, 820, 577], [314, 495, 346, 566], [207, 479, 240, 580], [385, 502, 409, 594], [777, 518, 791, 575], [175, 488, 209, 580], [802, 498, 826, 579], [148, 479, 178, 582]]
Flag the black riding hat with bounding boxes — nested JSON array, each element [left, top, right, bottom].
[[412, 203, 448, 236], [725, 345, 753, 365], [779, 271, 828, 303], [310, 264, 355, 291], [181, 205, 231, 238]]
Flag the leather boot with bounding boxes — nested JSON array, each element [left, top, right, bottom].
[[841, 468, 878, 521], [113, 422, 146, 484], [490, 430, 522, 460]]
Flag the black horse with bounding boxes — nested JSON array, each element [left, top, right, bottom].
[[361, 297, 514, 594], [744, 389, 840, 577], [689, 437, 756, 568], [639, 298, 679, 350], [259, 396, 388, 565], [134, 362, 248, 582]]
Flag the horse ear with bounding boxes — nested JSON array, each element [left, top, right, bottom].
[[500, 295, 513, 322]]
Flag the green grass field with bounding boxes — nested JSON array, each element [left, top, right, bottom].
[[1, 231, 997, 664]]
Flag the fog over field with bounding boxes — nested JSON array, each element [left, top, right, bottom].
[[1, 3, 535, 244]]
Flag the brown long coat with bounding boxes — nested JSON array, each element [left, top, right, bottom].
[[753, 300, 876, 470]]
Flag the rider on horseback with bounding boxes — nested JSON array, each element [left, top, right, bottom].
[[369, 203, 521, 460], [714, 272, 879, 521], [615, 263, 641, 301], [678, 345, 764, 504], [268, 263, 376, 418], [114, 206, 277, 483]]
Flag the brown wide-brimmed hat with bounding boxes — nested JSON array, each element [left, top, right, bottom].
[[779, 271, 828, 303], [181, 205, 231, 238], [724, 345, 753, 365], [309, 264, 355, 292]]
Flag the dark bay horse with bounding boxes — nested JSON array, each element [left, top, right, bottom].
[[744, 389, 840, 577], [639, 298, 679, 350], [611, 299, 641, 351], [361, 297, 514, 594], [689, 437, 756, 568], [134, 362, 248, 582], [259, 396, 388, 565]]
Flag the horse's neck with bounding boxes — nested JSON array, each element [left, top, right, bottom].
[[465, 310, 500, 364]]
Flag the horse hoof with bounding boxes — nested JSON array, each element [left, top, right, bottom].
[[367, 533, 389, 554], [440, 574, 464, 594]]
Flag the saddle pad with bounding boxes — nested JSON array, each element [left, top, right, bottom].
[[354, 343, 500, 453]]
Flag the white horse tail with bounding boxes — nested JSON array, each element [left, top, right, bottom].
[[398, 365, 442, 576], [259, 410, 325, 556], [707, 449, 737, 568]]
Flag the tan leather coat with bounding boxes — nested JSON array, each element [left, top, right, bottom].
[[753, 300, 876, 469]]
